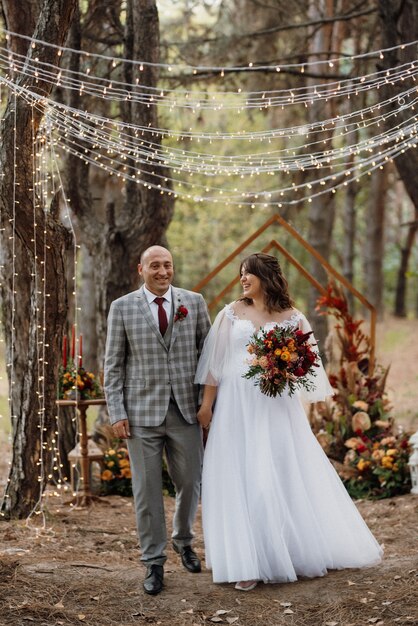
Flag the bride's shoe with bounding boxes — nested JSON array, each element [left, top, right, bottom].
[[234, 580, 258, 591]]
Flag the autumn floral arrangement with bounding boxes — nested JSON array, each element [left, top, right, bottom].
[[244, 326, 319, 397], [95, 424, 175, 498], [312, 283, 411, 500], [57, 327, 102, 400], [101, 445, 133, 497]]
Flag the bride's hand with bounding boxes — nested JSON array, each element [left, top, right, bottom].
[[197, 405, 212, 429]]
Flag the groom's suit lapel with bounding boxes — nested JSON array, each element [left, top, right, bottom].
[[135, 287, 168, 352], [169, 287, 182, 349]]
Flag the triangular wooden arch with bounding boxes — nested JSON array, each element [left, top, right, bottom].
[[193, 213, 376, 370]]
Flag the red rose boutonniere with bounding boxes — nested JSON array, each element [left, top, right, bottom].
[[174, 304, 188, 322]]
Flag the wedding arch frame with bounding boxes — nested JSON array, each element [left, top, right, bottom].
[[192, 213, 377, 371]]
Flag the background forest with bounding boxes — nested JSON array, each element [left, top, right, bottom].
[[0, 0, 417, 518]]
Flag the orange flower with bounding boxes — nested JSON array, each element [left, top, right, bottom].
[[101, 469, 113, 482], [381, 455, 393, 468], [357, 459, 371, 472], [120, 468, 132, 479]]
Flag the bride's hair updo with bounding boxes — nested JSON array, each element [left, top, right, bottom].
[[239, 253, 293, 312]]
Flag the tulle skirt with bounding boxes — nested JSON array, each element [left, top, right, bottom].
[[201, 374, 383, 583]]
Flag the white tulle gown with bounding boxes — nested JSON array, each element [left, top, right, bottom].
[[195, 304, 383, 584]]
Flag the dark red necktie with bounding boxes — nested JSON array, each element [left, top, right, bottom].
[[154, 297, 168, 336]]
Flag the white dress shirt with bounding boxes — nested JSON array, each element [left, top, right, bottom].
[[144, 285, 172, 326]]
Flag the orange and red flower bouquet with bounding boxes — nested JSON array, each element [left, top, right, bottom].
[[243, 326, 319, 397]]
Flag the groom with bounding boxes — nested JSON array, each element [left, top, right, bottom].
[[104, 245, 211, 595]]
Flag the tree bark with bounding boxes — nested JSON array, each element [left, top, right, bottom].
[[363, 167, 387, 319], [342, 177, 357, 312], [307, 0, 337, 350], [394, 220, 418, 316], [378, 0, 418, 317], [0, 0, 76, 517], [64, 0, 175, 369]]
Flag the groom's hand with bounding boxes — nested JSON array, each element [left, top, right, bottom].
[[112, 419, 131, 439]]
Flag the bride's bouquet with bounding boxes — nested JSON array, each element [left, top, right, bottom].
[[243, 326, 319, 397]]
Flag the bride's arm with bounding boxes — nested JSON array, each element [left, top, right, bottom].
[[197, 385, 217, 429]]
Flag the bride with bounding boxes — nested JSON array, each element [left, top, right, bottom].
[[196, 253, 382, 591]]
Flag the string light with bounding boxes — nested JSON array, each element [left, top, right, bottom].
[[2, 26, 417, 74], [0, 40, 417, 110], [2, 73, 417, 176]]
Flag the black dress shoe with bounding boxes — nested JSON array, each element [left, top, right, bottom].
[[173, 544, 201, 573], [143, 564, 164, 595]]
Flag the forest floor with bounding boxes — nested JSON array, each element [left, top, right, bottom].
[[0, 492, 417, 626], [0, 315, 417, 626]]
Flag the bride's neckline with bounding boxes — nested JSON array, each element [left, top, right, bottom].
[[225, 303, 302, 331]]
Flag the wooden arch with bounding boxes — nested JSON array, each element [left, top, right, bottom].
[[193, 213, 376, 370]]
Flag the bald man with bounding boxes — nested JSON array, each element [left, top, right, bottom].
[[104, 246, 211, 595]]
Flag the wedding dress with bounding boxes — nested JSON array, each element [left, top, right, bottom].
[[195, 304, 383, 584]]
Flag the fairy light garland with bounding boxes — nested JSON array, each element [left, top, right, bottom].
[[0, 92, 18, 516], [48, 137, 82, 504], [1, 72, 416, 173], [3, 26, 417, 74], [0, 82, 8, 512], [0, 67, 416, 217], [0, 44, 417, 111]]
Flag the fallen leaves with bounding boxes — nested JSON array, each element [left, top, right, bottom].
[[207, 609, 238, 623]]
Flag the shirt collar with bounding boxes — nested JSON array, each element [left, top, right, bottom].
[[144, 285, 172, 304]]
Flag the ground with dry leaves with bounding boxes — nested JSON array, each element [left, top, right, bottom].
[[0, 490, 417, 626], [0, 316, 417, 625]]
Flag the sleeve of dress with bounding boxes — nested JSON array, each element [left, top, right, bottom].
[[194, 307, 232, 386], [298, 313, 334, 403]]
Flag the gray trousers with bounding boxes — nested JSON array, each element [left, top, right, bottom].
[[127, 399, 203, 566]]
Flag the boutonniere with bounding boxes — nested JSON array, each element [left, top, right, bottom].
[[174, 304, 188, 322]]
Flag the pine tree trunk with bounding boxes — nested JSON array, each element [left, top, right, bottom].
[[64, 0, 174, 370], [0, 0, 76, 518], [394, 222, 418, 317], [343, 178, 357, 312], [363, 167, 387, 319], [379, 0, 418, 317], [306, 0, 336, 350]]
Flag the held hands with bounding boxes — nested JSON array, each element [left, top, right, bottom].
[[197, 405, 212, 430], [112, 419, 131, 439]]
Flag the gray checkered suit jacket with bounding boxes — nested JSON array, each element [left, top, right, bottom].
[[104, 286, 211, 427]]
